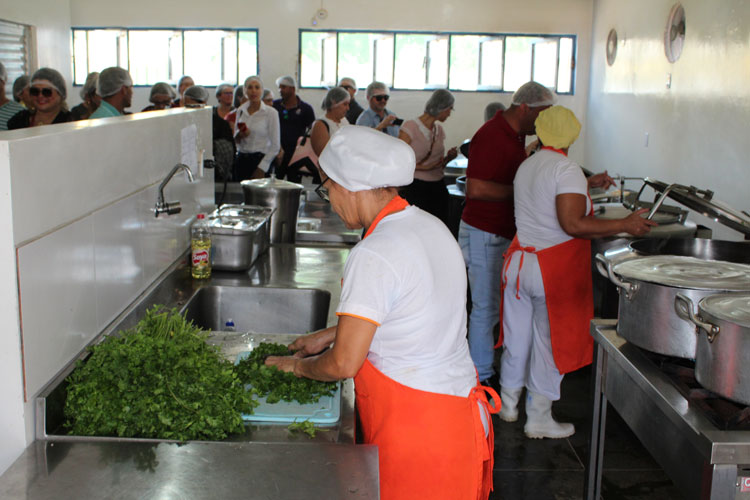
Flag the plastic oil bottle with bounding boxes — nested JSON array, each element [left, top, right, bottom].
[[191, 213, 212, 279]]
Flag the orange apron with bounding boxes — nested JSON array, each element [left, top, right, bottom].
[[496, 148, 594, 374], [354, 195, 499, 500]]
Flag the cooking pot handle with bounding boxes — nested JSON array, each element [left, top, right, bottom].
[[674, 293, 720, 342], [595, 253, 637, 299]]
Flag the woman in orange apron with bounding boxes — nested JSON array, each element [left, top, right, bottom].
[[266, 125, 498, 500], [497, 106, 656, 438]]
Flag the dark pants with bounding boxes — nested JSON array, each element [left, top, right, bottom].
[[286, 158, 322, 184], [401, 178, 450, 224], [234, 152, 265, 181]]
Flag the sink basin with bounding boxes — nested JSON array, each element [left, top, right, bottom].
[[181, 286, 330, 333]]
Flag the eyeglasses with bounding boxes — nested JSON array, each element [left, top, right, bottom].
[[30, 87, 54, 98], [315, 177, 330, 203], [373, 95, 389, 102], [340, 85, 354, 91]]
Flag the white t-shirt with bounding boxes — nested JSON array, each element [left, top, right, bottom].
[[514, 150, 591, 250], [337, 205, 478, 397], [234, 101, 281, 172]]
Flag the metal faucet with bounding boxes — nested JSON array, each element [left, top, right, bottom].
[[154, 164, 195, 217]]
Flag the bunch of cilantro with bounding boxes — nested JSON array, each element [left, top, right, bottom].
[[64, 306, 257, 441], [234, 342, 337, 404]]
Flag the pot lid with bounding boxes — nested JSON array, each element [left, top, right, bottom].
[[214, 204, 275, 218], [613, 255, 750, 291], [207, 215, 266, 235], [644, 178, 750, 235], [699, 293, 750, 328], [240, 176, 303, 191], [593, 203, 684, 225]]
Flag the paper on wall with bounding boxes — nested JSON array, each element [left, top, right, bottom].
[[181, 124, 198, 172]]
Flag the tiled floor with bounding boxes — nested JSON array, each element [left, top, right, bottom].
[[488, 365, 684, 500]]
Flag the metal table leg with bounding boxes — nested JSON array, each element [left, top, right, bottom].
[[585, 343, 608, 500]]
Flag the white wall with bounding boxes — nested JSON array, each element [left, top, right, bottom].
[[69, 0, 594, 162], [585, 0, 750, 240]]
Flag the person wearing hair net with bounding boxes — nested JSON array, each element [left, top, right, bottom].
[[272, 75, 315, 178], [172, 75, 194, 108], [398, 89, 458, 224], [71, 72, 101, 120], [355, 81, 400, 137], [141, 82, 176, 112], [266, 126, 499, 500], [183, 85, 235, 181], [0, 62, 25, 130], [8, 67, 72, 129], [12, 75, 32, 109], [500, 106, 655, 438], [458, 81, 554, 394], [215, 83, 234, 119], [261, 89, 274, 107], [338, 77, 363, 124], [224, 85, 247, 130], [233, 76, 280, 180], [90, 67, 133, 119]]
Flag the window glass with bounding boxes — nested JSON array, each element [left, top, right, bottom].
[[338, 33, 374, 89], [479, 38, 503, 88], [129, 30, 179, 85], [449, 35, 480, 91], [557, 37, 573, 93], [238, 31, 258, 81], [393, 34, 432, 89], [321, 35, 337, 87], [72, 30, 89, 84], [374, 35, 394, 86], [184, 30, 233, 87], [503, 36, 534, 92], [87, 29, 124, 75], [300, 31, 332, 87], [426, 37, 448, 87], [532, 39, 558, 89]]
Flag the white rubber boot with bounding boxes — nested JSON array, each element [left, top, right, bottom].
[[523, 391, 574, 439], [497, 387, 523, 422]]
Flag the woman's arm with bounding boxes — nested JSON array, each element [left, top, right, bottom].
[[556, 193, 657, 239], [310, 120, 330, 157], [266, 315, 376, 381]]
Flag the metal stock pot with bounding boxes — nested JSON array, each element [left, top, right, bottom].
[[675, 293, 750, 405], [596, 254, 750, 358]]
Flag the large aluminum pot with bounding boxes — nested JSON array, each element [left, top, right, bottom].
[[675, 293, 750, 405], [596, 254, 750, 358], [241, 177, 303, 244]]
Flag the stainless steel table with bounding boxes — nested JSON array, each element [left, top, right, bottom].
[[585, 320, 750, 500]]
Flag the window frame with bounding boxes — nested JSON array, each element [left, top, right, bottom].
[[70, 26, 260, 87], [298, 28, 576, 95]]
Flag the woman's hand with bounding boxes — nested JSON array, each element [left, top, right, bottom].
[[288, 327, 336, 358], [236, 121, 250, 138], [622, 208, 658, 236], [588, 171, 616, 190], [445, 146, 458, 163], [265, 355, 298, 375]]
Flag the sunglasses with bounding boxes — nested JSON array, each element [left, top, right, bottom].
[[315, 177, 330, 203], [341, 85, 354, 91], [373, 95, 389, 102], [30, 87, 55, 98]]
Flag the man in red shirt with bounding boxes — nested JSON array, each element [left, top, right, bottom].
[[458, 81, 555, 394]]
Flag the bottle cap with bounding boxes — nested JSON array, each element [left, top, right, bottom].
[[197, 213, 206, 220]]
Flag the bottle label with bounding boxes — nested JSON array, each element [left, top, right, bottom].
[[192, 249, 210, 266]]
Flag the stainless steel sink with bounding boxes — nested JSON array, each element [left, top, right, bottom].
[[181, 285, 330, 334]]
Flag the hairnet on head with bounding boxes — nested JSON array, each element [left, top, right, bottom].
[[338, 77, 357, 90], [177, 75, 193, 88], [31, 68, 67, 100], [149, 82, 176, 101], [244, 75, 263, 89], [319, 126, 415, 192], [0, 62, 6, 83], [233, 86, 244, 108], [262, 89, 273, 100], [321, 87, 350, 111], [424, 89, 454, 117], [535, 105, 581, 150], [12, 75, 30, 102], [484, 102, 505, 122], [183, 85, 209, 104], [79, 72, 99, 99], [98, 67, 132, 98], [275, 75, 296, 88], [215, 83, 233, 99], [365, 81, 388, 99], [511, 81, 556, 108]]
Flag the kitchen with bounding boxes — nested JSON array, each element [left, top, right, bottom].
[[1, 0, 750, 498]]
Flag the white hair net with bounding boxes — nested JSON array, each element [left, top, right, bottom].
[[79, 72, 99, 100], [424, 89, 454, 117], [321, 87, 350, 111], [32, 67, 67, 100], [149, 82, 176, 101], [98, 67, 132, 98], [365, 81, 388, 99], [12, 75, 29, 102], [275, 75, 297, 88], [183, 85, 209, 104], [215, 83, 234, 99], [484, 102, 506, 122], [511, 81, 556, 108]]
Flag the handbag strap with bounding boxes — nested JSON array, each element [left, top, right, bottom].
[[417, 123, 438, 164], [300, 119, 330, 146]]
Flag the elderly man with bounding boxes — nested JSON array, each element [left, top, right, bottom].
[[458, 82, 556, 394], [355, 81, 400, 137], [266, 125, 498, 500], [90, 67, 133, 118], [0, 62, 25, 130], [272, 75, 315, 178], [172, 75, 194, 107], [338, 77, 363, 124]]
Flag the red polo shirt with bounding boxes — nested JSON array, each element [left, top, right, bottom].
[[461, 113, 526, 239]]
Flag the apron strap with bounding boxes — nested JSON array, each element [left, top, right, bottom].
[[502, 237, 537, 300]]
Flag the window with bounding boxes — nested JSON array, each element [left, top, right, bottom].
[[0, 18, 33, 95], [71, 28, 259, 86], [299, 29, 576, 94]]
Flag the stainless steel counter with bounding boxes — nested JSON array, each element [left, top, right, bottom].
[[585, 320, 750, 500], [0, 440, 378, 499]]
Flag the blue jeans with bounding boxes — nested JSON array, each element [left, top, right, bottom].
[[458, 220, 511, 381]]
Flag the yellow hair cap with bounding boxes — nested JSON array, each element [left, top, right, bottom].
[[535, 105, 581, 149]]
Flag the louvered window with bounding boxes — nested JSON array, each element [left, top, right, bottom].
[[0, 19, 32, 95]]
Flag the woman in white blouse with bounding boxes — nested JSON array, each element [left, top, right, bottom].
[[233, 76, 281, 180], [398, 89, 458, 224]]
